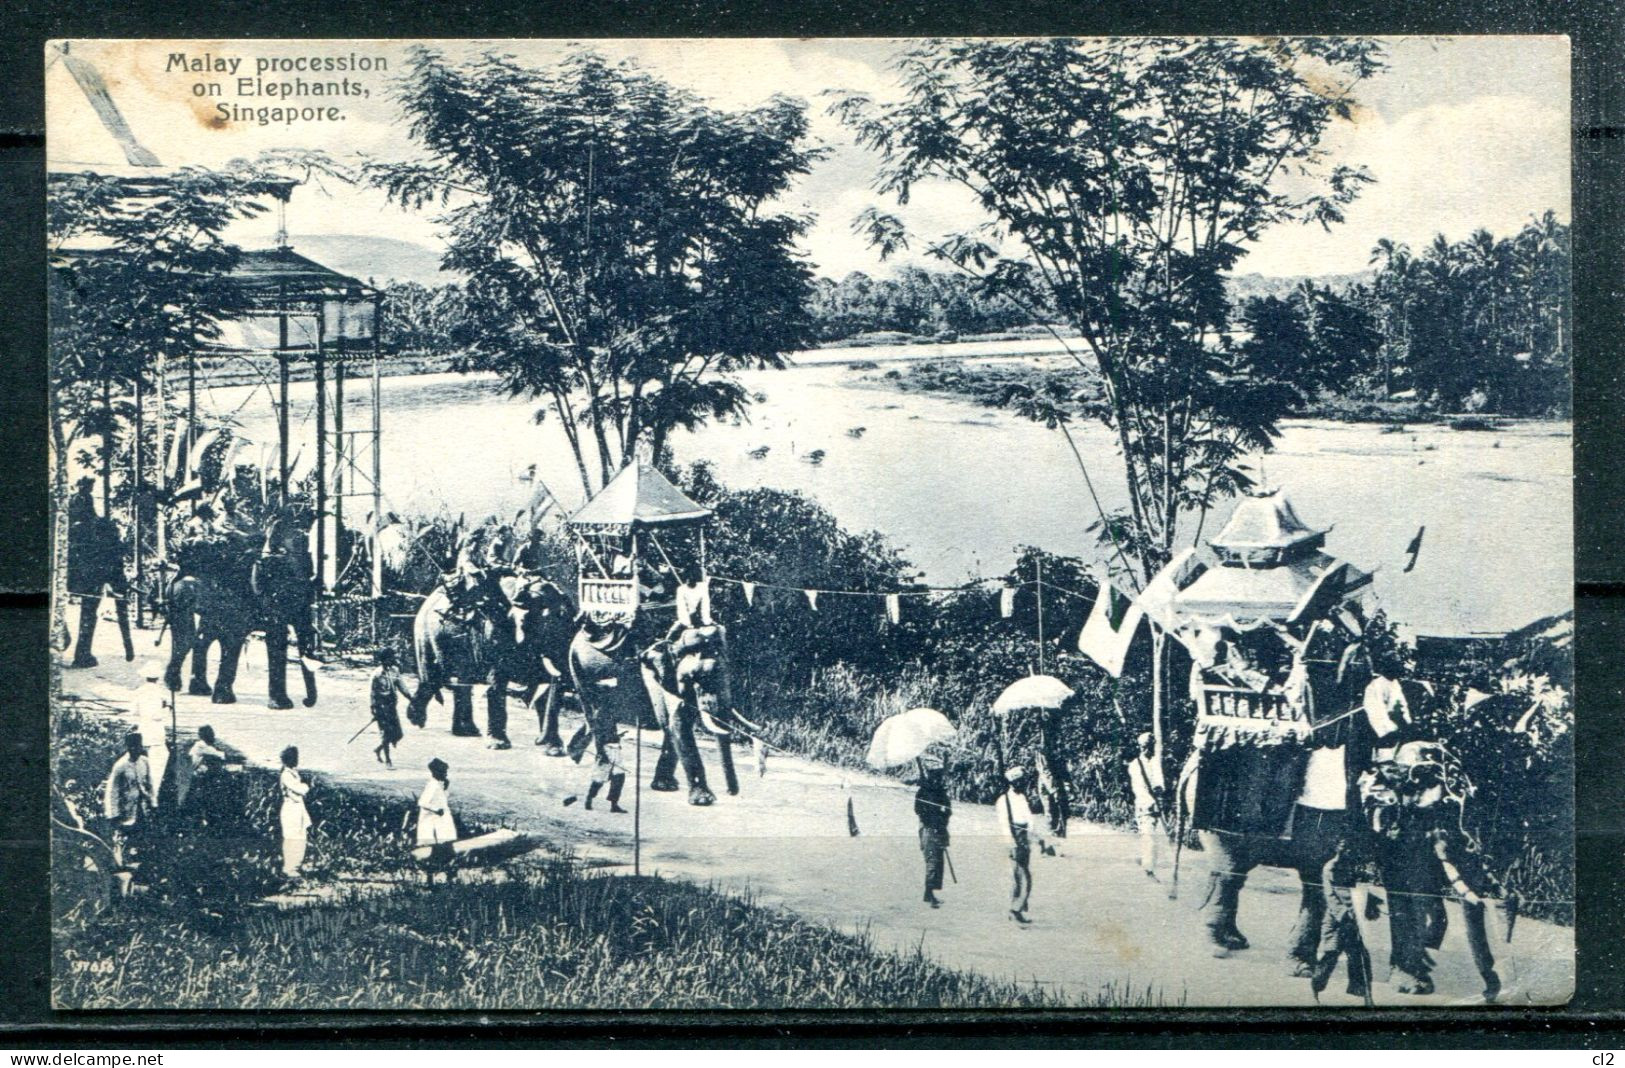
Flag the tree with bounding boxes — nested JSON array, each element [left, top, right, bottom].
[[835, 37, 1386, 587], [48, 166, 285, 638], [1358, 217, 1569, 415], [836, 37, 1384, 753], [371, 48, 823, 497]]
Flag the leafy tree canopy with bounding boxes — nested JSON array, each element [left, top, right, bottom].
[[371, 47, 825, 497], [835, 37, 1386, 582]]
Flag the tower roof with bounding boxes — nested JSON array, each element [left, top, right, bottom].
[[1209, 490, 1326, 559]]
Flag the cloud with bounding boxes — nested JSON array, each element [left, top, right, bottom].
[[1243, 92, 1570, 276], [52, 38, 1573, 283]]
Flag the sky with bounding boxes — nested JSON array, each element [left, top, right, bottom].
[[48, 36, 1571, 282]]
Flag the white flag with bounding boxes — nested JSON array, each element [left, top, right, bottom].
[[805, 589, 820, 612], [1077, 568, 1144, 678], [885, 593, 901, 625], [741, 581, 756, 606], [1136, 548, 1207, 634], [999, 586, 1016, 618]]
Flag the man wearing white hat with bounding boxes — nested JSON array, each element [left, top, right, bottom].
[[998, 766, 1043, 924], [1127, 732, 1166, 880], [132, 661, 173, 807]]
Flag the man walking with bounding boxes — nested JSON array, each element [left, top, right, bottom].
[[914, 762, 952, 908], [1126, 732, 1166, 880], [998, 766, 1044, 925]]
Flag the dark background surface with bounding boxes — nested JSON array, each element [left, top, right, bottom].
[[2, 0, 1622, 1045]]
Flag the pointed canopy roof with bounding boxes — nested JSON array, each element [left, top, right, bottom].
[[1174, 551, 1372, 626], [567, 462, 712, 530], [1209, 490, 1326, 560]]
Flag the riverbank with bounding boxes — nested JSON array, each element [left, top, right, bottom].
[[862, 357, 1541, 429], [52, 637, 1574, 1008]]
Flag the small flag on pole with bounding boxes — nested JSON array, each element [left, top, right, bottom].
[[846, 795, 860, 836], [885, 593, 901, 625]]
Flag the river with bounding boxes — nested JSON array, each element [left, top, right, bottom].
[[197, 342, 1573, 637]]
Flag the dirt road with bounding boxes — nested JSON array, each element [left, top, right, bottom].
[[58, 633, 1573, 1008]]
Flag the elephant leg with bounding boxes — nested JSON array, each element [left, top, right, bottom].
[[406, 680, 433, 729], [651, 733, 681, 792], [213, 636, 243, 704], [451, 686, 480, 736], [113, 593, 134, 662], [1287, 806, 1339, 971], [674, 705, 714, 806], [188, 634, 214, 696], [1198, 830, 1257, 955], [294, 622, 318, 707], [164, 625, 190, 694], [264, 627, 294, 710], [1461, 899, 1501, 1002], [71, 595, 99, 667], [717, 736, 739, 797], [535, 682, 564, 754], [485, 676, 511, 748]]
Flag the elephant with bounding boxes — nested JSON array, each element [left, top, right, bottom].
[[1175, 638, 1379, 973], [567, 619, 741, 807], [162, 507, 318, 709], [640, 625, 741, 805], [406, 569, 575, 747]]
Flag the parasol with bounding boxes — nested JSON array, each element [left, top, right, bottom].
[[865, 707, 956, 769], [991, 675, 1074, 716]]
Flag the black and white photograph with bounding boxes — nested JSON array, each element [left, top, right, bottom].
[[44, 36, 1574, 1011]]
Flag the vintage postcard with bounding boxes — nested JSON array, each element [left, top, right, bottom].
[[46, 36, 1573, 1010]]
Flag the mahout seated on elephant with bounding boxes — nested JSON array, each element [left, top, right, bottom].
[[162, 501, 319, 709], [406, 566, 576, 748]]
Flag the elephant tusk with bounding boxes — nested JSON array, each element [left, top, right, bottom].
[[697, 706, 733, 737]]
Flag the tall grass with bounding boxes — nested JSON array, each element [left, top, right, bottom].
[[56, 861, 1170, 1009]]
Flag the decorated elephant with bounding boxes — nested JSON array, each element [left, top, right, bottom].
[[162, 505, 318, 709], [407, 568, 575, 746], [1175, 632, 1378, 976], [567, 618, 742, 806]]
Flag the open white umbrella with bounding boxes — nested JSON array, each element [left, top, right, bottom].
[[992, 674, 1074, 716], [865, 707, 956, 769]]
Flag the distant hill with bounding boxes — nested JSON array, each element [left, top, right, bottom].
[[1224, 270, 1372, 303], [281, 234, 454, 288]]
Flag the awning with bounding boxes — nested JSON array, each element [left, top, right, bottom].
[[567, 462, 712, 530], [1173, 550, 1372, 626]]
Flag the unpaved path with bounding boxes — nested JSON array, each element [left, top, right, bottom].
[[59, 631, 1573, 1008]]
